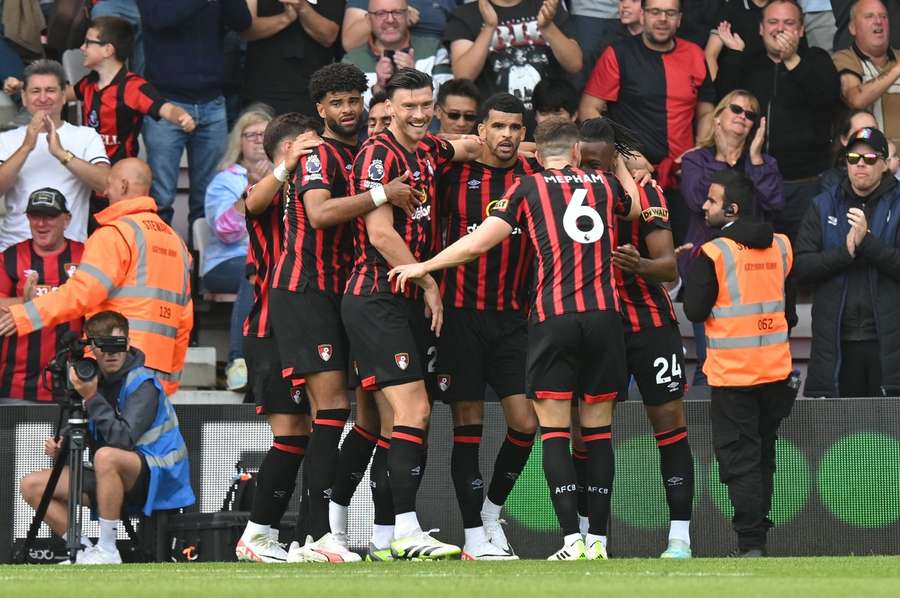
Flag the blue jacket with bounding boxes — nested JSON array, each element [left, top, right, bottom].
[[202, 164, 248, 276]]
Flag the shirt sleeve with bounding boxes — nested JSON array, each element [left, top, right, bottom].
[[295, 145, 334, 194], [80, 129, 111, 164], [489, 177, 529, 230], [443, 5, 478, 43], [423, 133, 455, 169], [637, 183, 672, 237], [122, 76, 166, 120], [73, 77, 88, 102], [351, 141, 399, 194], [583, 45, 620, 101], [696, 56, 716, 104]]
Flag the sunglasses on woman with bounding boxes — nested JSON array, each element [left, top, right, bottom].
[[846, 152, 882, 165], [727, 104, 758, 122]]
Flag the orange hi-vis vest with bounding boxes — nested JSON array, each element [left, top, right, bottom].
[[700, 234, 792, 388], [9, 197, 193, 395]]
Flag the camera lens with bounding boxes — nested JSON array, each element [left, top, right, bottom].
[[73, 358, 99, 382]]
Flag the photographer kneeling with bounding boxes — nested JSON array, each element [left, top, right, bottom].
[[20, 310, 195, 565]]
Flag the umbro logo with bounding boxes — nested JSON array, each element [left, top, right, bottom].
[[471, 478, 484, 490], [667, 476, 685, 487], [410, 465, 421, 477], [467, 179, 481, 189], [827, 216, 838, 226]]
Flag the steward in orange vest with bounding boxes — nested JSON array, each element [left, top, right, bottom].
[[683, 169, 798, 558], [0, 159, 192, 395]]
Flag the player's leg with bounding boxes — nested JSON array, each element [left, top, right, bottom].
[[366, 391, 395, 560], [569, 406, 589, 536], [449, 399, 493, 559]]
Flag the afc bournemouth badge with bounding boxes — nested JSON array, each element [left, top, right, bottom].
[[437, 374, 451, 392], [395, 353, 410, 370], [63, 263, 78, 278], [318, 344, 333, 362]]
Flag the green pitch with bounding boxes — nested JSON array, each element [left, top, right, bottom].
[[2, 558, 900, 598]]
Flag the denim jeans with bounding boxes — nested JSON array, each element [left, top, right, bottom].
[[142, 96, 227, 226], [201, 256, 252, 363], [91, 0, 144, 75]]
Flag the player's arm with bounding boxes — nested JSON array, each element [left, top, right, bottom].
[[615, 155, 641, 221], [695, 101, 715, 143], [613, 228, 676, 284], [305, 173, 414, 229], [159, 102, 196, 133], [448, 136, 483, 162], [245, 131, 322, 215]]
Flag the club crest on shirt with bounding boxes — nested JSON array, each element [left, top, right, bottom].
[[291, 388, 303, 404], [437, 374, 451, 392], [318, 344, 333, 362], [88, 110, 99, 129], [395, 353, 410, 370], [64, 263, 77, 278], [368, 159, 385, 182]]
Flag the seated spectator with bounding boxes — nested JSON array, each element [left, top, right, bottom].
[[531, 76, 578, 124], [342, 0, 458, 52], [704, 0, 767, 79], [203, 107, 270, 392], [821, 108, 879, 191], [799, 0, 836, 51], [240, 0, 342, 116], [445, 0, 582, 111], [0, 60, 110, 252], [0, 189, 83, 402], [833, 0, 900, 148], [436, 78, 480, 135], [367, 91, 392, 137], [679, 90, 784, 386], [794, 126, 900, 397], [342, 0, 452, 106]]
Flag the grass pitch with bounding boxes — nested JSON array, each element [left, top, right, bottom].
[[2, 557, 900, 598]]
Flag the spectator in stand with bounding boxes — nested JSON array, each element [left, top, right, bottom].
[[445, 0, 582, 111], [794, 126, 900, 397], [240, 0, 343, 116], [568, 1, 627, 89], [832, 0, 900, 50], [436, 78, 480, 135], [531, 76, 578, 124], [91, 0, 144, 74], [820, 108, 878, 191], [679, 90, 785, 386], [136, 0, 252, 227], [367, 91, 391, 136], [620, 0, 645, 37], [677, 0, 723, 48], [715, 0, 841, 243], [342, 0, 458, 52], [0, 60, 110, 252], [202, 107, 272, 392], [342, 0, 452, 106], [705, 0, 768, 80], [0, 189, 83, 402], [833, 0, 900, 147], [580, 0, 715, 243], [799, 0, 836, 50]]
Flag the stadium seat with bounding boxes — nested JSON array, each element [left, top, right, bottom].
[[191, 218, 237, 303]]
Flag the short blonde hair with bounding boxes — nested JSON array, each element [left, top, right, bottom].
[[697, 90, 761, 153], [217, 106, 273, 171]]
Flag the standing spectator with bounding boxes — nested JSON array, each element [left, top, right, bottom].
[[341, 0, 458, 52], [580, 0, 715, 241], [794, 126, 900, 397], [0, 60, 110, 252], [716, 0, 841, 243], [241, 0, 343, 116], [0, 189, 83, 402], [620, 0, 645, 37], [833, 0, 900, 147], [568, 1, 623, 90], [800, 0, 836, 50], [445, 0, 583, 111], [832, 0, 900, 51], [820, 108, 878, 190], [91, 0, 144, 74], [436, 78, 481, 135], [342, 0, 452, 106], [531, 77, 578, 123], [136, 0, 252, 226], [705, 0, 768, 80], [677, 0, 724, 48], [203, 108, 271, 392]]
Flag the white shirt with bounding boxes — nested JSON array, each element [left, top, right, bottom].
[[0, 122, 109, 251]]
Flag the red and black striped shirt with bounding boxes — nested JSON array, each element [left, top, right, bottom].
[[243, 185, 285, 338], [491, 167, 631, 322], [347, 130, 455, 298], [439, 156, 541, 312], [74, 67, 166, 163], [0, 240, 84, 401], [272, 138, 356, 295], [615, 184, 678, 333]]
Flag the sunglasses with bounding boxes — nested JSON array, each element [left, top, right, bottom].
[[846, 152, 882, 165], [727, 103, 758, 122], [443, 110, 477, 122]]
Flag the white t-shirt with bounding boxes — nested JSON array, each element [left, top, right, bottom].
[[0, 122, 109, 251]]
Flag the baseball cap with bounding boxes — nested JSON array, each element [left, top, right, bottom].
[[25, 188, 68, 216], [847, 127, 890, 158]]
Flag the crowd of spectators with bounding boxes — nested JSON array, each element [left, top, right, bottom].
[[0, 0, 898, 399]]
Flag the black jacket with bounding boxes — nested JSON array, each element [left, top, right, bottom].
[[683, 217, 796, 327], [716, 43, 840, 180], [794, 174, 900, 397]]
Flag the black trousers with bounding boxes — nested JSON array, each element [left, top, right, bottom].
[[709, 379, 797, 551], [839, 340, 883, 398]]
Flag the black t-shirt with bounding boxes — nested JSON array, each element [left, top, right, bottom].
[[444, 0, 573, 110], [711, 0, 765, 58], [677, 0, 724, 48]]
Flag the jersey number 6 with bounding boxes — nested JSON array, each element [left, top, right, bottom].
[[563, 188, 604, 244]]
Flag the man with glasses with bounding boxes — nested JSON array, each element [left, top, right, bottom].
[[794, 126, 900, 398], [342, 0, 452, 106], [436, 78, 481, 135]]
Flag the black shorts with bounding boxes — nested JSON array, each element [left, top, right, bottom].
[[342, 292, 428, 390], [269, 286, 349, 377], [624, 323, 686, 406], [83, 452, 150, 511], [526, 311, 626, 403], [435, 308, 526, 402], [244, 335, 309, 415]]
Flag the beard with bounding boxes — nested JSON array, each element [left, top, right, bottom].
[[327, 115, 360, 138]]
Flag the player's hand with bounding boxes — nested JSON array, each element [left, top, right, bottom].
[[22, 271, 38, 301], [247, 160, 273, 186], [178, 113, 196, 133], [848, 207, 868, 245], [612, 244, 642, 273], [68, 365, 99, 400], [0, 306, 16, 336], [392, 48, 416, 70], [3, 76, 22, 96], [44, 436, 62, 458], [286, 131, 323, 171], [375, 55, 395, 89], [422, 279, 444, 337], [749, 116, 766, 163], [674, 242, 694, 258], [537, 0, 559, 30], [631, 168, 653, 186], [478, 0, 499, 29], [384, 171, 418, 217], [388, 262, 428, 294], [717, 21, 745, 52]]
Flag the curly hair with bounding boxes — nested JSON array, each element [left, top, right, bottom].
[[578, 117, 643, 159], [308, 63, 369, 104]]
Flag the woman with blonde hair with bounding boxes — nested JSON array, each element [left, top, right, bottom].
[[203, 104, 273, 391], [679, 90, 783, 385]]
